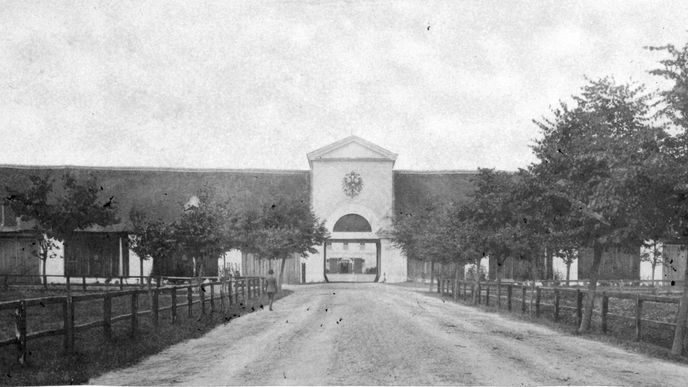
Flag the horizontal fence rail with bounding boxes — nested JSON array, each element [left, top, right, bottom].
[[0, 276, 266, 366], [0, 274, 254, 292], [436, 278, 687, 351]]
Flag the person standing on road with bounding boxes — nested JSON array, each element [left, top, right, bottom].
[[265, 269, 278, 311]]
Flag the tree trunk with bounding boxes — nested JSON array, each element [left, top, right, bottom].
[[529, 256, 537, 317], [566, 262, 571, 286], [279, 256, 287, 292], [453, 263, 460, 301], [40, 238, 49, 289], [429, 261, 435, 293], [496, 258, 502, 307], [42, 258, 47, 290], [472, 258, 481, 305], [670, 257, 688, 355], [578, 243, 603, 333], [651, 263, 656, 288]]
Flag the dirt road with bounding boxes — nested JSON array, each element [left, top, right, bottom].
[[91, 283, 688, 386]]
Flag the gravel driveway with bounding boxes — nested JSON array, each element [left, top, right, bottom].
[[90, 282, 688, 386]]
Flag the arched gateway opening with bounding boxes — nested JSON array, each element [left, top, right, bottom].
[[324, 214, 380, 283]]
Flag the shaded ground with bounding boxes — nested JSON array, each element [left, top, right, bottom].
[[91, 283, 688, 386]]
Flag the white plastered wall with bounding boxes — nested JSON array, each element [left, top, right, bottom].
[[380, 239, 407, 283]]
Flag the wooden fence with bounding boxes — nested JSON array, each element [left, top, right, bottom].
[[1, 274, 238, 291], [0, 276, 265, 365], [439, 279, 686, 350]]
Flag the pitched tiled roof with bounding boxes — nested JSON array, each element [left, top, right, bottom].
[[1, 166, 310, 232], [1, 165, 478, 232], [392, 170, 477, 216]]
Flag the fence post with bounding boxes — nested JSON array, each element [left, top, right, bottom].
[[103, 294, 112, 340], [187, 286, 193, 317], [554, 289, 560, 322], [228, 280, 233, 307], [15, 300, 27, 365], [200, 283, 206, 315], [521, 286, 527, 314], [535, 287, 541, 318], [241, 278, 248, 305], [635, 296, 643, 341], [576, 289, 583, 326], [485, 284, 490, 306], [82, 276, 86, 291], [507, 285, 512, 311], [66, 275, 71, 293], [119, 276, 124, 290], [497, 283, 502, 309], [63, 296, 74, 353], [152, 288, 159, 331], [171, 288, 177, 324], [463, 282, 467, 301], [601, 293, 608, 333], [219, 281, 225, 313], [210, 283, 215, 313], [131, 292, 138, 337]]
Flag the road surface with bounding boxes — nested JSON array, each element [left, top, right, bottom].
[[91, 283, 688, 386]]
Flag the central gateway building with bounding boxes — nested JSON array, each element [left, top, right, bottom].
[[306, 136, 406, 283]]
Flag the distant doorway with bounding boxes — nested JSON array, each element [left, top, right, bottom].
[[324, 239, 380, 282]]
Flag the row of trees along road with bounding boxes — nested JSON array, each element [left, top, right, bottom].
[[130, 188, 329, 286], [4, 177, 328, 288], [392, 41, 688, 353]]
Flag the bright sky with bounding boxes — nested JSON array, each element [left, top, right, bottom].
[[1, 0, 687, 171]]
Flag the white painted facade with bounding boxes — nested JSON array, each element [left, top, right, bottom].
[[304, 136, 407, 283]]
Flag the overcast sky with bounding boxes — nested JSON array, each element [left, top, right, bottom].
[[1, 0, 687, 171]]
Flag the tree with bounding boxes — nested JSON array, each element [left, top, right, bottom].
[[248, 196, 328, 287], [129, 210, 178, 277], [531, 77, 671, 333], [466, 169, 518, 285], [4, 173, 119, 286], [174, 187, 236, 278], [392, 202, 463, 292], [640, 240, 663, 287], [648, 41, 688, 355], [557, 245, 578, 285], [444, 203, 491, 304]]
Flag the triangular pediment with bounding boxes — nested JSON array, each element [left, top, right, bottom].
[[307, 136, 397, 165]]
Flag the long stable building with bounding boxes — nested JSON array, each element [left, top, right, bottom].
[[0, 136, 666, 283]]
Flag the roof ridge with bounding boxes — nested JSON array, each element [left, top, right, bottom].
[[0, 164, 309, 174]]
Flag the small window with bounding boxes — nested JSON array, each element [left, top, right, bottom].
[[343, 242, 349, 250]]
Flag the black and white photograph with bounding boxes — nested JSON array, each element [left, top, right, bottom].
[[1, 0, 688, 385]]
